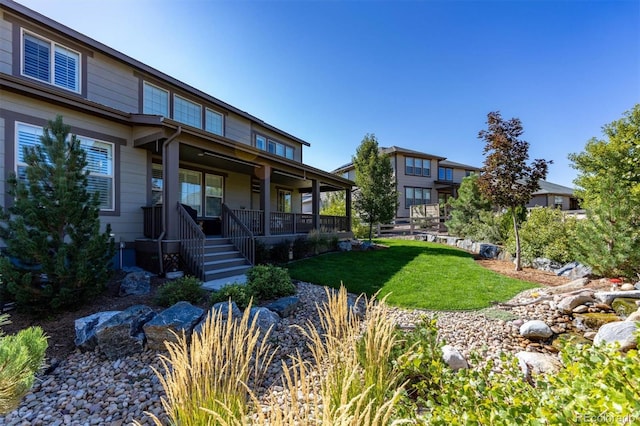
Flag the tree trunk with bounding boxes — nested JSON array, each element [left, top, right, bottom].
[[368, 221, 373, 242], [512, 210, 522, 271]]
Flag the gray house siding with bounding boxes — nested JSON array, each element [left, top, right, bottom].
[[0, 18, 11, 75], [394, 154, 437, 219], [225, 114, 252, 146], [86, 53, 138, 112]]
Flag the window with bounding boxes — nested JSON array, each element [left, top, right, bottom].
[[179, 169, 202, 216], [205, 174, 223, 217], [405, 187, 431, 209], [174, 95, 202, 128], [438, 167, 453, 181], [16, 122, 114, 210], [143, 82, 169, 116], [554, 196, 564, 209], [22, 31, 80, 92], [278, 189, 292, 213], [255, 134, 294, 159], [465, 170, 474, 177], [205, 108, 224, 135], [405, 157, 430, 176]]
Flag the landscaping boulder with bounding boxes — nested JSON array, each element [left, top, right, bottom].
[[479, 244, 500, 259], [555, 262, 592, 279], [532, 258, 562, 272], [143, 301, 204, 351], [441, 345, 468, 371], [611, 298, 639, 318], [95, 305, 156, 360], [249, 307, 280, 333], [635, 282, 640, 290], [75, 311, 120, 352], [516, 351, 561, 376], [265, 296, 300, 318], [119, 271, 151, 296], [550, 277, 590, 293], [620, 283, 635, 291], [519, 320, 553, 340], [338, 241, 352, 252], [593, 321, 638, 351], [594, 290, 640, 306], [626, 309, 640, 323], [556, 292, 595, 314], [194, 301, 243, 334]]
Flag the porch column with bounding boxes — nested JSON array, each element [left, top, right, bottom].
[[163, 138, 181, 240], [260, 165, 271, 236], [345, 188, 352, 232], [311, 179, 320, 230]]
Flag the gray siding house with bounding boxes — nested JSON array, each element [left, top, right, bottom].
[[0, 0, 353, 281]]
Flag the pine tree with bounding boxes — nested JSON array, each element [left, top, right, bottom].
[[353, 134, 398, 241], [569, 105, 640, 278], [445, 174, 500, 242], [0, 116, 115, 313]]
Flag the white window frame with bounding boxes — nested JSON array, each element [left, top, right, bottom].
[[205, 173, 224, 217], [21, 29, 81, 93], [255, 135, 266, 150], [405, 156, 430, 177], [179, 168, 203, 216], [15, 122, 115, 211], [173, 94, 202, 129], [143, 81, 169, 116], [405, 186, 431, 209], [205, 108, 224, 136], [258, 135, 295, 160]]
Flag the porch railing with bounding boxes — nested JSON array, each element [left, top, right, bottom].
[[320, 215, 350, 232], [177, 202, 206, 280], [222, 204, 255, 265], [230, 208, 264, 235]]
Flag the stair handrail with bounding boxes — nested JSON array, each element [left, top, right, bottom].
[[222, 204, 255, 265], [177, 202, 206, 280]]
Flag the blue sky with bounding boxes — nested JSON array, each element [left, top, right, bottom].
[[16, 0, 640, 187]]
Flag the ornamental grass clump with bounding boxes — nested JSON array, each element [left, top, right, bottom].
[[143, 301, 276, 425]]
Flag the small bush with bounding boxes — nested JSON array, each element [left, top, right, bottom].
[[254, 240, 270, 265], [292, 237, 312, 259], [209, 283, 253, 310], [246, 265, 295, 301], [154, 275, 204, 307]]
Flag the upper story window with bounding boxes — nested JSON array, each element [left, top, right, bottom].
[[143, 82, 169, 116], [438, 167, 453, 181], [16, 122, 114, 211], [173, 95, 202, 128], [405, 157, 430, 177], [22, 31, 80, 92], [205, 108, 224, 136], [465, 170, 474, 177], [254, 134, 294, 160]]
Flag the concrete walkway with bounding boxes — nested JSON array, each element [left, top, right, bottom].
[[202, 274, 247, 291]]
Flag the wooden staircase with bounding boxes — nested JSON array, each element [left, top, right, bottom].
[[203, 237, 252, 282]]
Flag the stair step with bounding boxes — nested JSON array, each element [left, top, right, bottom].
[[205, 251, 243, 261], [204, 265, 251, 281], [204, 244, 236, 254], [204, 258, 248, 269]]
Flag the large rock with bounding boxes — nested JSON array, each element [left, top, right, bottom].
[[338, 241, 352, 252], [194, 301, 243, 335], [95, 305, 156, 360], [532, 258, 562, 272], [593, 321, 638, 351], [441, 345, 468, 371], [620, 283, 635, 291], [555, 262, 592, 279], [264, 296, 300, 318], [479, 244, 500, 259], [516, 351, 561, 376], [519, 320, 553, 340], [119, 271, 151, 296], [75, 311, 120, 352], [556, 292, 595, 314], [594, 290, 640, 306], [549, 278, 590, 293], [249, 307, 280, 333], [626, 309, 640, 323], [143, 302, 204, 351]]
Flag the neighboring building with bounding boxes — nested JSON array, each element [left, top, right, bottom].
[[527, 180, 580, 210], [332, 145, 579, 223], [0, 0, 353, 281], [332, 146, 479, 221]]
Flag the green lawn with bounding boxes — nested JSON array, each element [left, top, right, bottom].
[[286, 239, 538, 310]]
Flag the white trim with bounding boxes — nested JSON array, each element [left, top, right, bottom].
[[20, 28, 81, 93], [173, 94, 202, 129], [205, 107, 224, 136], [142, 81, 169, 116]]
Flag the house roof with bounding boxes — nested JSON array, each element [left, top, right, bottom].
[[532, 180, 575, 196], [0, 0, 311, 147], [439, 159, 480, 170], [331, 145, 448, 173]]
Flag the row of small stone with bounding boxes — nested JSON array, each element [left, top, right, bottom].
[[0, 282, 550, 426]]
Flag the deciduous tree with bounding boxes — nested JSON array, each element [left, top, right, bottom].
[[477, 112, 550, 271], [353, 134, 398, 241]]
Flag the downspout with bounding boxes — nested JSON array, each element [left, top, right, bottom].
[[157, 126, 182, 276]]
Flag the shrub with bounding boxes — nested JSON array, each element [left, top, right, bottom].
[[0, 314, 48, 414], [209, 283, 253, 310], [269, 240, 292, 264], [254, 240, 271, 265], [246, 265, 295, 301], [292, 237, 312, 259], [506, 207, 576, 265], [154, 275, 204, 307]]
